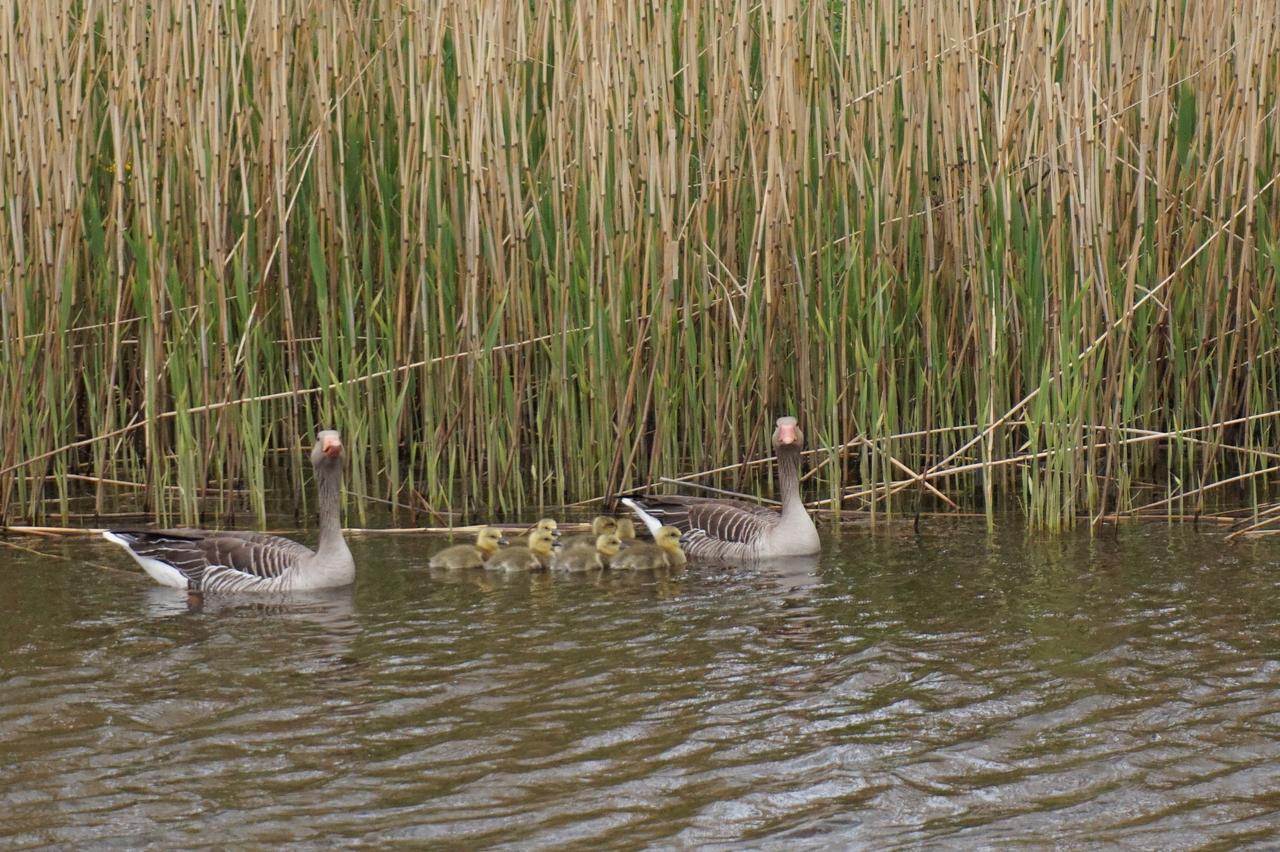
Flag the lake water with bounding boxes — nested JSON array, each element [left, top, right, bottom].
[[3, 522, 1280, 847]]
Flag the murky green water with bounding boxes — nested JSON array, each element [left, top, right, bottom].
[[3, 523, 1280, 847]]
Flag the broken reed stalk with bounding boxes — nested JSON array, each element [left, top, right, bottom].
[[658, 476, 782, 506], [836, 412, 1280, 509]]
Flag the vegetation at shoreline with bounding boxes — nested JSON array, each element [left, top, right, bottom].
[[2, 0, 1279, 530]]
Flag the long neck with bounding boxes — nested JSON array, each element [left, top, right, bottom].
[[776, 444, 805, 520], [315, 463, 346, 555]]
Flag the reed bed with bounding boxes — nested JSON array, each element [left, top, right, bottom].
[[1, 0, 1278, 530]]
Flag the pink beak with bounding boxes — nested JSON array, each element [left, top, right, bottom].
[[777, 423, 798, 445], [322, 436, 343, 458]]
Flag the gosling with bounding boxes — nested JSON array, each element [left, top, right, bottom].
[[511, 518, 560, 547], [428, 527, 507, 569], [610, 526, 685, 571], [551, 533, 622, 572], [560, 516, 618, 552], [486, 528, 556, 572], [615, 516, 637, 542]]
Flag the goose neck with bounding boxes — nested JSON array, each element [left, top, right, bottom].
[[316, 463, 346, 554], [776, 444, 804, 517]]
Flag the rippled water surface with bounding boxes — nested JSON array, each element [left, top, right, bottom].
[[4, 523, 1280, 848]]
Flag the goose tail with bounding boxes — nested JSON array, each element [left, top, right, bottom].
[[620, 497, 664, 536], [102, 531, 189, 588]]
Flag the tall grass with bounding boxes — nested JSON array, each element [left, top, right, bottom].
[[1, 0, 1278, 529]]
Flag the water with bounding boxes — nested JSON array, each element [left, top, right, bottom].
[[4, 523, 1280, 848]]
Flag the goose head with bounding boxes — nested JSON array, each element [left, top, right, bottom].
[[475, 526, 507, 554], [773, 416, 804, 449], [590, 516, 619, 536], [615, 517, 637, 540], [596, 533, 624, 559], [527, 529, 556, 556], [655, 526, 682, 551], [311, 430, 345, 470], [534, 518, 560, 537]]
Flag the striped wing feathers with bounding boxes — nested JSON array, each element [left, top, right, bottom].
[[631, 496, 778, 557], [202, 532, 312, 577], [108, 530, 310, 590]]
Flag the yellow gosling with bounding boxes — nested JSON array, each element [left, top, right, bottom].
[[428, 527, 507, 570], [486, 529, 556, 572], [610, 526, 685, 570], [560, 516, 619, 552], [512, 518, 559, 547], [552, 533, 623, 572]]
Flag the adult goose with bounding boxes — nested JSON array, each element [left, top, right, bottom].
[[104, 431, 355, 592], [622, 416, 820, 560]]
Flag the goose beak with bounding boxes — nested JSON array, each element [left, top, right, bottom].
[[321, 435, 343, 458], [498, 536, 510, 546], [777, 422, 798, 445]]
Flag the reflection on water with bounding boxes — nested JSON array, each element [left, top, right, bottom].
[[2, 524, 1280, 846], [142, 584, 358, 623]]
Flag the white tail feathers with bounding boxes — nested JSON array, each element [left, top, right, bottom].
[[103, 531, 189, 588], [620, 498, 663, 536]]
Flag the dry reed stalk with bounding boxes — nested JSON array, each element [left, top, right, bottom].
[[1, 0, 1277, 529]]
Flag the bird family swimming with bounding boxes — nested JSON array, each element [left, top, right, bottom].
[[103, 417, 814, 590]]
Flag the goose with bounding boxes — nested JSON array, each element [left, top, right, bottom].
[[560, 516, 618, 552], [428, 527, 507, 569], [103, 430, 355, 592], [486, 528, 556, 572], [551, 533, 622, 572], [609, 526, 685, 571], [616, 517, 637, 541], [510, 518, 560, 547], [622, 415, 820, 560]]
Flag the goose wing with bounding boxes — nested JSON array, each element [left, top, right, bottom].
[[625, 495, 778, 549], [105, 529, 311, 590]]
